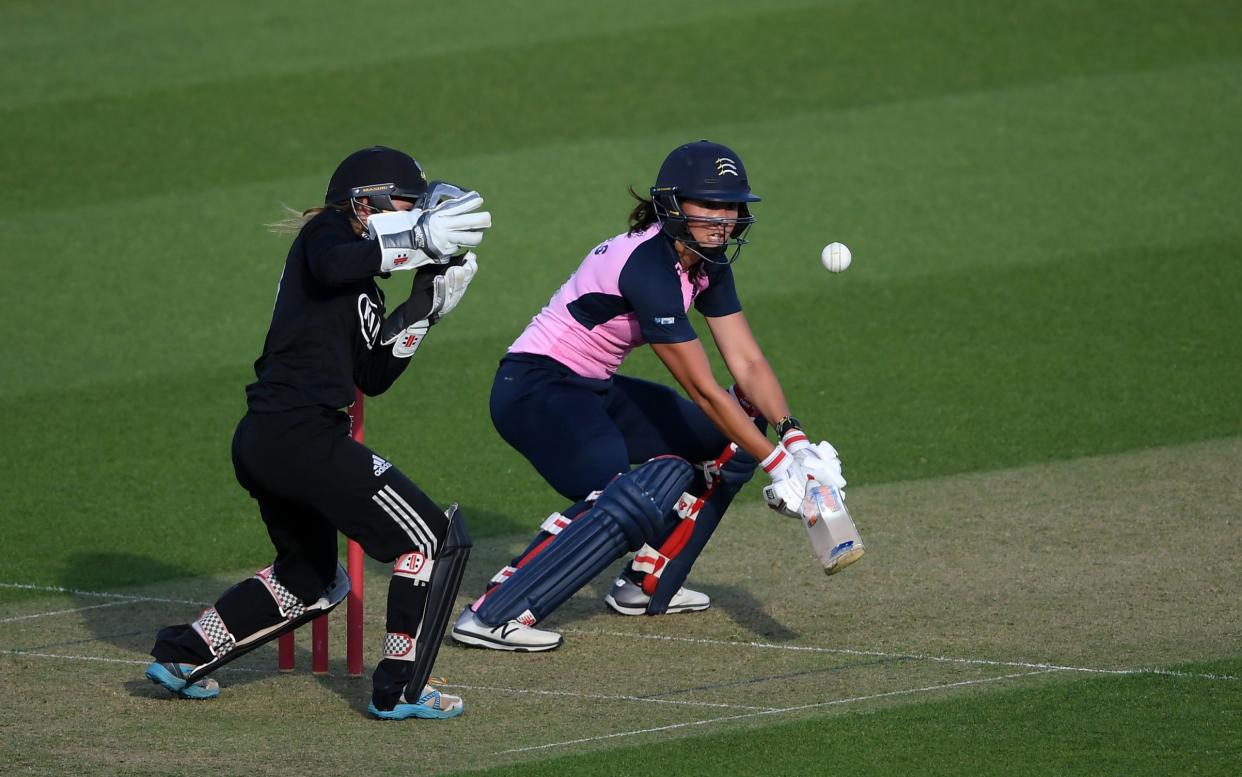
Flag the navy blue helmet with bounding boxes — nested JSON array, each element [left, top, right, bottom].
[[650, 140, 759, 264], [325, 146, 429, 211]]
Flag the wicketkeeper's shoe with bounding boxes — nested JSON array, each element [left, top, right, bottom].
[[450, 607, 563, 652], [368, 679, 463, 720], [604, 576, 710, 616], [144, 661, 220, 700]]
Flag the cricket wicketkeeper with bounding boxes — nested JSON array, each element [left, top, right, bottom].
[[145, 146, 489, 720], [451, 140, 850, 652]]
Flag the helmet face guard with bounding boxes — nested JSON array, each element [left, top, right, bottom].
[[651, 188, 756, 265], [651, 140, 760, 265], [346, 182, 422, 214]]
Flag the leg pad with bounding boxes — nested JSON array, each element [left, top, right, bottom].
[[185, 563, 349, 683], [401, 505, 472, 700], [476, 457, 692, 625]]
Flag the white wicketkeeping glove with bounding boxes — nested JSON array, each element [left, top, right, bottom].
[[427, 251, 478, 323], [759, 445, 811, 519], [418, 190, 491, 260], [368, 208, 433, 273], [367, 191, 492, 271]]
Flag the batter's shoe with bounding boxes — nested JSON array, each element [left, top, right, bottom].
[[604, 576, 710, 616], [450, 607, 562, 652], [369, 679, 463, 720], [144, 661, 220, 700]]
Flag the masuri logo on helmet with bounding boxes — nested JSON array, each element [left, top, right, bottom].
[[325, 146, 430, 212]]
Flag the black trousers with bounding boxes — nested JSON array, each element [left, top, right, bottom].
[[151, 406, 448, 705]]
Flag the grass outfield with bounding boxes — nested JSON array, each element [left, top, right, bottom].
[[1, 1, 1239, 774], [3, 441, 1239, 774]]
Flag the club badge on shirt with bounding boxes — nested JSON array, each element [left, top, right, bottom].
[[357, 293, 381, 349]]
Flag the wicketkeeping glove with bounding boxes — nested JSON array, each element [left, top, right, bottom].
[[424, 251, 477, 323], [397, 252, 480, 325], [367, 191, 492, 271], [418, 191, 491, 260], [378, 253, 479, 359]]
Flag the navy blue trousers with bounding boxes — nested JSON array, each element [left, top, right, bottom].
[[490, 354, 730, 501], [489, 353, 760, 614]]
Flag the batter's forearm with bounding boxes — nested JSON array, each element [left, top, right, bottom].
[[691, 385, 776, 462], [731, 359, 792, 429]]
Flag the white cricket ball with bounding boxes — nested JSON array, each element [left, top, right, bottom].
[[821, 242, 852, 273]]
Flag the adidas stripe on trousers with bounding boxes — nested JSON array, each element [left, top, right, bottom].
[[151, 406, 448, 701]]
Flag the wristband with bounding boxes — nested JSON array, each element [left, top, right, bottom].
[[760, 444, 790, 475], [781, 427, 810, 452], [775, 415, 801, 436]]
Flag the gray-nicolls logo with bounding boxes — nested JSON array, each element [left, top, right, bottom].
[[357, 294, 380, 349], [715, 157, 739, 176]]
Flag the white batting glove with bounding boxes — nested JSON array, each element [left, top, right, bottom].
[[786, 435, 846, 492], [418, 191, 492, 260], [427, 252, 478, 323], [780, 427, 812, 456], [759, 445, 810, 519]]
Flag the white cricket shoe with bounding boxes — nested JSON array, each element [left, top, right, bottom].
[[450, 607, 563, 652], [603, 576, 710, 616]]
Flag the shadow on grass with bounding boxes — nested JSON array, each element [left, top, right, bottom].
[[443, 514, 801, 643], [57, 552, 375, 712], [58, 552, 291, 698], [708, 583, 799, 642]]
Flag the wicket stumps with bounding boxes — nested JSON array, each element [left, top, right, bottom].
[[278, 390, 367, 677]]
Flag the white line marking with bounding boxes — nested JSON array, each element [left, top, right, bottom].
[[0, 581, 207, 606], [0, 648, 770, 711], [0, 600, 135, 623], [567, 629, 1239, 681], [0, 648, 264, 674], [447, 683, 776, 712], [497, 669, 1056, 754], [6, 582, 1233, 682]]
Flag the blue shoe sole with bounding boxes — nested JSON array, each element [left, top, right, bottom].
[[145, 662, 219, 700], [367, 701, 463, 720]]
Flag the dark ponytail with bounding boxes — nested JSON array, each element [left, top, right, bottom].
[[627, 187, 659, 235]]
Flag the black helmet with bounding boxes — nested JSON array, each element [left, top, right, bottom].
[[650, 140, 759, 264], [324, 146, 429, 211]]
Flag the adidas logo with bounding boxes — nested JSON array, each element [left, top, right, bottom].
[[372, 454, 392, 477]]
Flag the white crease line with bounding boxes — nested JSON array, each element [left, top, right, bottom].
[[0, 581, 207, 606], [0, 649, 769, 711], [497, 669, 1056, 755], [0, 649, 264, 674], [568, 629, 1239, 682], [447, 683, 775, 712], [6, 582, 1233, 682], [0, 600, 136, 623]]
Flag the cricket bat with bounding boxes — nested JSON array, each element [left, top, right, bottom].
[[800, 480, 865, 575]]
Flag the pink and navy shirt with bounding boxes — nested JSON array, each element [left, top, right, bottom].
[[508, 224, 743, 379]]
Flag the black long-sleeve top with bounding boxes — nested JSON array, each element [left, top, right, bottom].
[[245, 208, 414, 412]]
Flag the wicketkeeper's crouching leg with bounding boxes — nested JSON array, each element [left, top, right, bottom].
[[146, 562, 351, 699], [368, 505, 471, 719], [148, 507, 471, 719]]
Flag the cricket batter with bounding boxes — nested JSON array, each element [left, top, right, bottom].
[[145, 146, 489, 720], [452, 140, 847, 651]]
